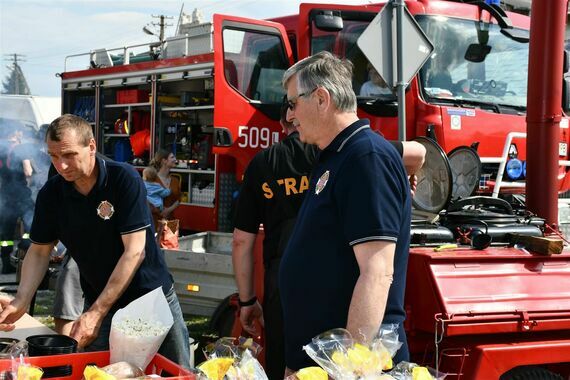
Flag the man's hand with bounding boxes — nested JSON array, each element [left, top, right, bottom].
[[0, 297, 28, 331], [409, 174, 418, 196], [239, 302, 264, 338], [69, 310, 104, 348]]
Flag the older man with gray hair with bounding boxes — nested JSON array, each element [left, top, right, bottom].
[[278, 51, 412, 373]]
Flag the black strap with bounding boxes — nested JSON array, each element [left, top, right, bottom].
[[238, 295, 257, 307]]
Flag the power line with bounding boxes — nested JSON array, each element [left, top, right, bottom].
[[3, 53, 31, 95], [4, 53, 26, 67], [144, 14, 174, 43]]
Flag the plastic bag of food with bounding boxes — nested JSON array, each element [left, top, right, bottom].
[[226, 349, 267, 380], [197, 357, 235, 380], [84, 365, 116, 380], [197, 337, 266, 380], [109, 287, 173, 369], [4, 354, 42, 380], [303, 326, 403, 379], [16, 363, 42, 380]]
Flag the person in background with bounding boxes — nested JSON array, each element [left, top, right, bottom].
[[279, 52, 412, 374], [25, 125, 52, 200], [0, 126, 18, 274], [148, 149, 180, 230], [0, 125, 34, 274], [360, 62, 393, 97], [143, 166, 172, 212], [233, 97, 424, 379], [5, 127, 36, 235], [0, 114, 190, 369], [52, 243, 83, 335], [233, 99, 318, 380]]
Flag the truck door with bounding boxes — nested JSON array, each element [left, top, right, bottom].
[[212, 14, 294, 181]]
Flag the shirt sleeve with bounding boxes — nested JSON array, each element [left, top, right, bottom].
[[160, 187, 172, 197], [29, 185, 58, 244], [233, 155, 263, 233], [115, 166, 152, 234], [389, 140, 403, 157], [335, 151, 408, 246]]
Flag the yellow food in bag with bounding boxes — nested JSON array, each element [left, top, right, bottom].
[[412, 366, 433, 380], [331, 343, 385, 374], [17, 365, 43, 380], [84, 365, 116, 380], [296, 366, 328, 380], [331, 350, 350, 369], [198, 357, 235, 380]]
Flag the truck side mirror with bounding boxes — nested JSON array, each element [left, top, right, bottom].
[[313, 10, 343, 32], [563, 74, 570, 114]]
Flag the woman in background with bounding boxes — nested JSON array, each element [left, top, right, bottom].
[[149, 149, 181, 230]]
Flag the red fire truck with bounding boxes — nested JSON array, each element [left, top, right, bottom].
[[61, 0, 570, 378], [61, 0, 570, 233]]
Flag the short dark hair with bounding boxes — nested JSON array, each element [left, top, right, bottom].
[[46, 114, 93, 146]]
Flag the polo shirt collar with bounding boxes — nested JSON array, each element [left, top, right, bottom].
[[94, 155, 108, 190], [62, 155, 108, 197], [285, 131, 300, 141], [323, 119, 370, 153]]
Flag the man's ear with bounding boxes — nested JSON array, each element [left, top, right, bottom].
[[315, 87, 330, 109], [89, 138, 97, 155]]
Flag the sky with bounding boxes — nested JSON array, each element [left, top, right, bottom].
[[0, 0, 373, 98]]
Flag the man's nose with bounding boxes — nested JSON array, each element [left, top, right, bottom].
[[286, 107, 294, 123]]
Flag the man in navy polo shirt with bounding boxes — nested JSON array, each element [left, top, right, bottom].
[[0, 114, 190, 368], [279, 51, 412, 373]]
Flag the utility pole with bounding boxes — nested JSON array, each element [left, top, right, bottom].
[[145, 14, 174, 43], [3, 53, 31, 95]]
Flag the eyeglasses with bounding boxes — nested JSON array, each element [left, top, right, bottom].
[[287, 87, 317, 111]]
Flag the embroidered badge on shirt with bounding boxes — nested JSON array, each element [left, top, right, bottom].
[[97, 200, 115, 220], [315, 170, 330, 195]]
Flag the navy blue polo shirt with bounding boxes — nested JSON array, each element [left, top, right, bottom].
[[279, 119, 411, 370], [30, 156, 172, 310]]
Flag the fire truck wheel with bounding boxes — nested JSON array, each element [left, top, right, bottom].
[[209, 294, 237, 338], [500, 366, 563, 380]]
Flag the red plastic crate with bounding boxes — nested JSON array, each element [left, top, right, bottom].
[[116, 89, 148, 104], [0, 351, 194, 380]]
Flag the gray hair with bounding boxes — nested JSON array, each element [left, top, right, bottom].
[[282, 51, 357, 113]]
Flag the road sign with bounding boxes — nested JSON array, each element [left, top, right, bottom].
[[357, 2, 434, 89]]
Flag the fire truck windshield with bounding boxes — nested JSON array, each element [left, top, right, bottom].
[[310, 14, 529, 111], [417, 16, 529, 110], [310, 18, 397, 101]]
